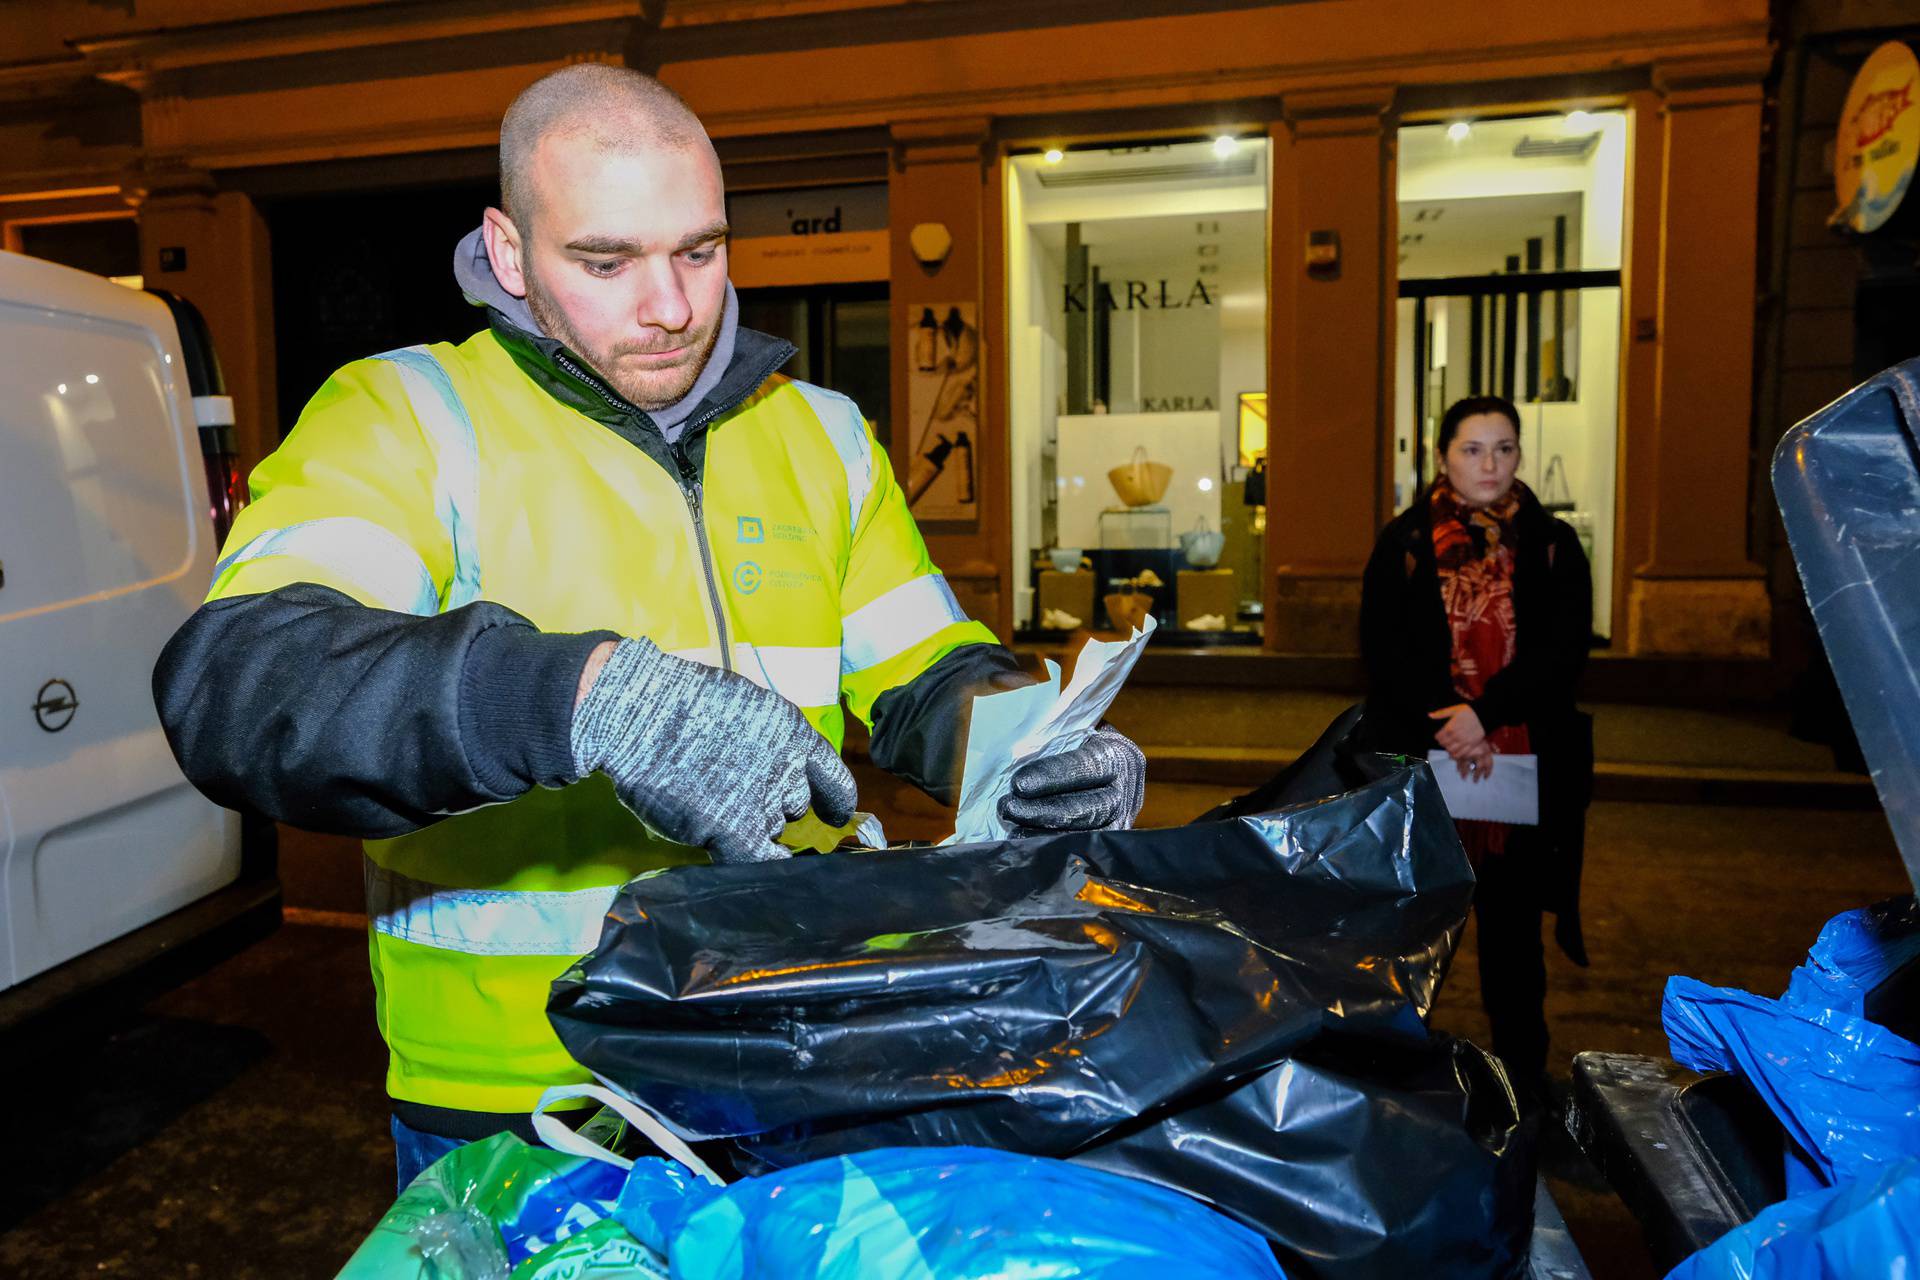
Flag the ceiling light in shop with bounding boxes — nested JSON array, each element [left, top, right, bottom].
[[1044, 148, 1064, 164], [1446, 122, 1472, 144], [1212, 135, 1239, 159]]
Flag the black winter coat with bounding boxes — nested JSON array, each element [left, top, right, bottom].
[[1358, 485, 1595, 958]]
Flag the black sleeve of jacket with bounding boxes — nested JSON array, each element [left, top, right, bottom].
[[153, 582, 617, 839], [1359, 528, 1435, 750], [867, 642, 1036, 805], [1471, 523, 1593, 732]]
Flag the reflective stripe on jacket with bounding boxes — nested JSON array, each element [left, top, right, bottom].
[[208, 327, 993, 1113]]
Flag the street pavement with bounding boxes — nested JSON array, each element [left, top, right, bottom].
[[1, 785, 1909, 1277]]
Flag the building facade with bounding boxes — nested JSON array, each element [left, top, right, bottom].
[[1, 0, 1785, 662], [1755, 2, 1920, 681]]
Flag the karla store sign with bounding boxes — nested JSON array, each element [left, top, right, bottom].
[[1063, 278, 1218, 312]]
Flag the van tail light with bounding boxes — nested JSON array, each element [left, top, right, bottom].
[[193, 395, 245, 546]]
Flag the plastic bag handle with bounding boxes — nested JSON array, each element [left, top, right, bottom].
[[532, 1083, 726, 1186]]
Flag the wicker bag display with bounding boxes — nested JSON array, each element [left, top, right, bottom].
[[1108, 446, 1173, 508]]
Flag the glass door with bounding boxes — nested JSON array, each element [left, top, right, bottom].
[[737, 283, 891, 445], [1397, 111, 1627, 638]]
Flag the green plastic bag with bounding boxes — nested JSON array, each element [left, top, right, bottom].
[[338, 1130, 656, 1279]]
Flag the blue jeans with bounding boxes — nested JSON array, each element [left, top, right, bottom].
[[392, 1112, 468, 1194]]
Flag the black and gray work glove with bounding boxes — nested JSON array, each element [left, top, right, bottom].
[[998, 725, 1147, 839], [571, 638, 858, 864]]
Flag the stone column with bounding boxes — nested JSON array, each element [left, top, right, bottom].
[[111, 66, 282, 476], [1625, 55, 1773, 657], [888, 117, 1008, 637], [1264, 87, 1395, 653], [125, 164, 280, 476]]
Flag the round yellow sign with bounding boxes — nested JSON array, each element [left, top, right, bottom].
[[1835, 41, 1920, 234]]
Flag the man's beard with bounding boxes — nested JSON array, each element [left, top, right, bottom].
[[526, 275, 721, 412]]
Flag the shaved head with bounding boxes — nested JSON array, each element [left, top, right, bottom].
[[499, 64, 711, 231], [485, 65, 730, 410]]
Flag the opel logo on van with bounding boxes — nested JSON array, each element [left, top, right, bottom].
[[33, 679, 77, 733]]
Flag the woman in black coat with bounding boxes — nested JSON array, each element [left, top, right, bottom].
[[1359, 395, 1594, 1094]]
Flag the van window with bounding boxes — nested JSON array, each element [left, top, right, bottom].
[[0, 302, 193, 616]]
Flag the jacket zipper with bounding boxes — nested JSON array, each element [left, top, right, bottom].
[[552, 349, 739, 673], [671, 441, 733, 672]]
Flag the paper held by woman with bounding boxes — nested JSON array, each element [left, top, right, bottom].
[[1425, 750, 1540, 825]]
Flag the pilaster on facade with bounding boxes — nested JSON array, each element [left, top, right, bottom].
[[888, 117, 992, 173], [1278, 84, 1397, 137], [1264, 87, 1393, 653], [1626, 46, 1773, 657], [1650, 50, 1776, 108]]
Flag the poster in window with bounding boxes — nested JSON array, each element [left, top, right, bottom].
[[904, 302, 979, 521]]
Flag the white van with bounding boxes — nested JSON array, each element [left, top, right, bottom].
[[0, 249, 275, 1023]]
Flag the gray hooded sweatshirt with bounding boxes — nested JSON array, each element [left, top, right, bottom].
[[452, 225, 740, 444]]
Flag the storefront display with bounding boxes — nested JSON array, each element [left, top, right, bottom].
[[905, 301, 980, 519], [1006, 138, 1268, 643], [1395, 112, 1626, 638]]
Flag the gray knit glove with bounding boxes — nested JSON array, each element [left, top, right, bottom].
[[999, 725, 1147, 839], [571, 638, 857, 864]]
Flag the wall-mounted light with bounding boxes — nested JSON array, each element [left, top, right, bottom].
[[1446, 121, 1472, 144], [1043, 148, 1064, 164], [908, 222, 953, 269], [1198, 477, 1215, 493], [1212, 134, 1239, 159]]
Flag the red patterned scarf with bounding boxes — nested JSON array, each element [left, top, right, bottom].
[[1430, 474, 1531, 861]]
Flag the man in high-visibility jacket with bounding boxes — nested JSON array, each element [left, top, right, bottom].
[[153, 64, 1146, 1182]]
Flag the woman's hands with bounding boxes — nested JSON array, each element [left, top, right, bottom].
[[1430, 703, 1495, 781]]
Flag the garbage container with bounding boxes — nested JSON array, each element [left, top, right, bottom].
[[1567, 356, 1920, 1273]]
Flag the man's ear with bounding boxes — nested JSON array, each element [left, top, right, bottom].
[[483, 207, 529, 298]]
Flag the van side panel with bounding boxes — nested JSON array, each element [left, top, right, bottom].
[[0, 289, 240, 986]]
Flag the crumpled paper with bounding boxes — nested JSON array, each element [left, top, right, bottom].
[[947, 615, 1157, 844]]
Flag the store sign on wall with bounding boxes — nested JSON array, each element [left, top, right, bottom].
[[1062, 279, 1217, 312], [727, 183, 889, 287], [1833, 41, 1920, 234]]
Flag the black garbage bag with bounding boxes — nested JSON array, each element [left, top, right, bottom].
[[550, 766, 1470, 1144], [1071, 1033, 1536, 1279], [548, 763, 1534, 1277], [1197, 702, 1379, 820]]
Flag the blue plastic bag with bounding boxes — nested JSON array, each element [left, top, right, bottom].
[[1783, 897, 1920, 1016], [345, 1083, 1289, 1279], [615, 1145, 1289, 1279], [1662, 897, 1920, 1188], [1664, 1156, 1920, 1280]]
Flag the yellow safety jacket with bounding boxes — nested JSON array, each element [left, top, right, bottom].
[[207, 324, 993, 1113]]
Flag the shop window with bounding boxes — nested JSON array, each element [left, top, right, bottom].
[[1006, 138, 1269, 643], [732, 183, 893, 445], [737, 284, 891, 445], [1395, 111, 1627, 639]]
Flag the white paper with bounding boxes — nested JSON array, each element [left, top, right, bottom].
[[1426, 750, 1540, 825], [948, 615, 1158, 844]]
